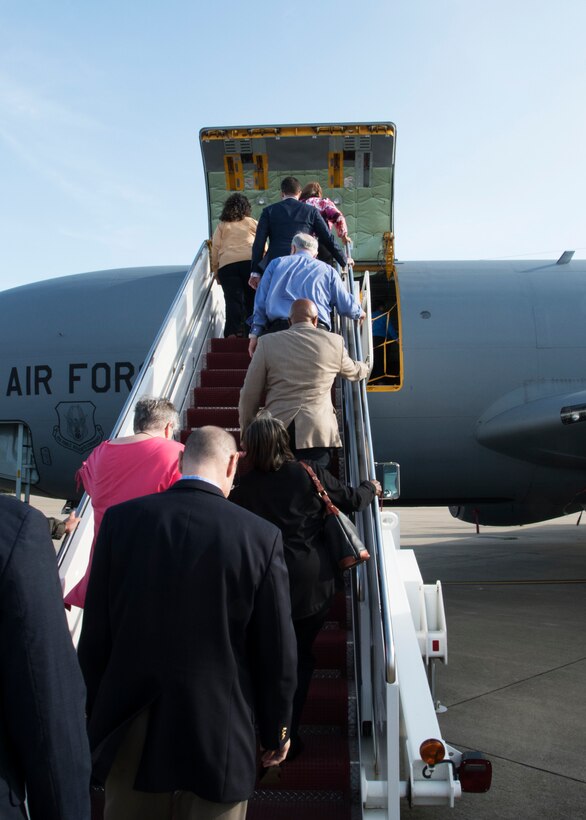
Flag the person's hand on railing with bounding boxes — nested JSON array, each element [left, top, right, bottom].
[[64, 511, 80, 535]]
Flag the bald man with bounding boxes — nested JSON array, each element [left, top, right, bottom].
[[78, 426, 297, 820], [239, 299, 370, 465]]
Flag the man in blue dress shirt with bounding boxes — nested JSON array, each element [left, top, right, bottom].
[[248, 233, 365, 357]]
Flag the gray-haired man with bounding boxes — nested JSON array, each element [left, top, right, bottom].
[[248, 233, 365, 357]]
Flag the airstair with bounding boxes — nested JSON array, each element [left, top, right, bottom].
[[57, 241, 490, 818], [0, 421, 38, 501]]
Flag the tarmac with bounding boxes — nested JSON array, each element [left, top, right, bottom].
[[28, 496, 586, 819], [396, 506, 586, 820]]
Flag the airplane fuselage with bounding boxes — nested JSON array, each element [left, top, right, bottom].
[[1, 259, 585, 525], [369, 259, 586, 523]]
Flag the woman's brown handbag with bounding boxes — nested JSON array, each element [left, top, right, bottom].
[[300, 461, 370, 570]]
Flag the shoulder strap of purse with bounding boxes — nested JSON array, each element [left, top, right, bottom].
[[299, 461, 340, 516]]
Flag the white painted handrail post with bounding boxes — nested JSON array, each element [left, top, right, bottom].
[[387, 677, 401, 819]]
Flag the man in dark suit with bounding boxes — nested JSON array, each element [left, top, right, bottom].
[[0, 495, 91, 820], [78, 426, 297, 820], [249, 176, 348, 288]]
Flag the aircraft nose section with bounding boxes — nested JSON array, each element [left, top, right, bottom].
[[476, 387, 586, 468]]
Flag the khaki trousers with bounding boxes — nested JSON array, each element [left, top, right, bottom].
[[105, 711, 248, 820]]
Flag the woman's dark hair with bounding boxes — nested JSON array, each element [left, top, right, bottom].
[[220, 193, 252, 222], [300, 181, 322, 201], [242, 412, 295, 472]]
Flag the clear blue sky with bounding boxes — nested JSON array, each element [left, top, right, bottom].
[[1, 0, 585, 291]]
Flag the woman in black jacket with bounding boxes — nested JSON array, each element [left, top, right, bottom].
[[230, 412, 381, 758]]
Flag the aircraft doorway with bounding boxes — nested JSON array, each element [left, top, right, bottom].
[[367, 269, 401, 390]]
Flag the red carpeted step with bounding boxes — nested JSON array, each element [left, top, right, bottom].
[[187, 407, 239, 428], [256, 734, 350, 793], [193, 386, 242, 407], [312, 628, 347, 672], [179, 335, 354, 817], [207, 351, 251, 369], [210, 337, 250, 352], [246, 800, 350, 820], [300, 678, 348, 726], [200, 369, 248, 388]]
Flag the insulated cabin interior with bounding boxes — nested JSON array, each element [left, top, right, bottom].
[[200, 123, 401, 389]]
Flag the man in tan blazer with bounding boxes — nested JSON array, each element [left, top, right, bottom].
[[239, 299, 370, 464]]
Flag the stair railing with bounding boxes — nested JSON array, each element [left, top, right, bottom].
[[340, 268, 460, 816], [337, 270, 397, 740], [337, 264, 410, 816], [58, 242, 223, 642]]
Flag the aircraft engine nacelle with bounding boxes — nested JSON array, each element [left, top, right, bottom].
[[449, 495, 585, 527]]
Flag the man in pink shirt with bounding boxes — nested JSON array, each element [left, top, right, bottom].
[[64, 397, 184, 608]]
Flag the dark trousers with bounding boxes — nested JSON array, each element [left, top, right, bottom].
[[218, 260, 254, 337], [291, 608, 329, 742], [317, 243, 334, 265], [265, 319, 330, 334], [265, 318, 289, 333], [287, 420, 331, 468]]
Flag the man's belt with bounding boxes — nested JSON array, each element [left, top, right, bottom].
[[266, 318, 330, 332]]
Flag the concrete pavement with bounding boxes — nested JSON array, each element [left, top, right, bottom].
[[396, 507, 586, 819]]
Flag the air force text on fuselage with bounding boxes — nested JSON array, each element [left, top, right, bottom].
[[4, 362, 138, 397]]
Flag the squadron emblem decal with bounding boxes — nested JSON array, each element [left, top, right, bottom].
[[52, 401, 104, 453]]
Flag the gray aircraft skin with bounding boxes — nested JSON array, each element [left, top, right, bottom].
[[369, 257, 586, 525], [0, 266, 188, 500], [1, 259, 585, 525]]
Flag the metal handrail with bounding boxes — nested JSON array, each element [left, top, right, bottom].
[[58, 242, 218, 573], [106, 241, 212, 435], [340, 268, 396, 684]]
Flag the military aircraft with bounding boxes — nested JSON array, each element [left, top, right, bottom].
[[1, 122, 585, 525], [0, 266, 188, 500]]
